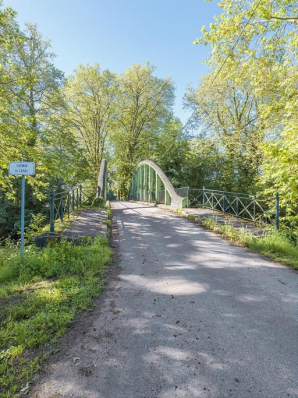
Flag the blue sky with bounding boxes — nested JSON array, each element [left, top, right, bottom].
[[4, 0, 220, 123]]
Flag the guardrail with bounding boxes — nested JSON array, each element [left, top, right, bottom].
[[49, 186, 95, 234], [171, 187, 279, 229]]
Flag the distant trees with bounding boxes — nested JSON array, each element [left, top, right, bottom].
[[184, 71, 265, 192], [4, 0, 298, 238], [61, 62, 178, 198], [0, 0, 183, 237]]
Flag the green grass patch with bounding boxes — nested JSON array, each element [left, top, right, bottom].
[[0, 237, 112, 397], [245, 230, 298, 268]]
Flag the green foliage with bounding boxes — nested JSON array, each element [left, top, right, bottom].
[[63, 64, 119, 182], [111, 63, 176, 198], [106, 219, 112, 228], [0, 9, 85, 240], [197, 216, 252, 243], [184, 71, 265, 192], [188, 0, 298, 226], [246, 230, 298, 268], [181, 136, 226, 189], [260, 119, 298, 231], [92, 197, 105, 207], [149, 118, 189, 188], [0, 237, 112, 397]]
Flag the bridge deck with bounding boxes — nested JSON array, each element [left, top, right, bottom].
[[63, 209, 108, 239]]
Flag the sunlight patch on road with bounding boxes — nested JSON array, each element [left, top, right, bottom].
[[237, 294, 267, 303], [121, 274, 208, 295], [144, 346, 192, 362], [164, 265, 197, 270]]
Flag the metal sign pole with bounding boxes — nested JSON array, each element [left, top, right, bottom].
[[8, 161, 35, 255], [21, 175, 25, 255]]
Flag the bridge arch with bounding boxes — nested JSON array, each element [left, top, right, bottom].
[[129, 160, 187, 209]]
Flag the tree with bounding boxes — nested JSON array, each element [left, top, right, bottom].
[[191, 0, 298, 228], [184, 69, 265, 192], [149, 117, 189, 188], [3, 23, 64, 144], [111, 63, 175, 198], [63, 64, 119, 182], [0, 2, 24, 174], [0, 17, 77, 239]]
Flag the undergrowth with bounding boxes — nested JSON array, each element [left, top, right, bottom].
[[245, 230, 298, 268], [0, 236, 112, 397]]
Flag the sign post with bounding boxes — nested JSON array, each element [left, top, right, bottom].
[[8, 161, 35, 255], [20, 175, 25, 253]]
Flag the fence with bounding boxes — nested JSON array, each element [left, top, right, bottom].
[[172, 187, 279, 230], [49, 186, 95, 234]]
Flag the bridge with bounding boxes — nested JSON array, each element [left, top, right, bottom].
[[48, 158, 279, 233], [30, 159, 298, 398]]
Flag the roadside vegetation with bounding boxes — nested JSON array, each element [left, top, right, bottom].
[[0, 236, 112, 398]]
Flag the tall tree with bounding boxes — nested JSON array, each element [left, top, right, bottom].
[[184, 70, 265, 192], [4, 23, 64, 146], [0, 2, 24, 174], [63, 64, 119, 181], [193, 0, 298, 225], [111, 63, 175, 198], [0, 17, 75, 239]]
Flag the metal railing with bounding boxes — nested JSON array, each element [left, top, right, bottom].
[[174, 187, 189, 198], [186, 188, 279, 229], [49, 186, 95, 234]]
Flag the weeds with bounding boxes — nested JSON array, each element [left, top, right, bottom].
[[245, 230, 298, 268], [0, 236, 112, 397]]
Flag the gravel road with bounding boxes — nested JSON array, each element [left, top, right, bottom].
[[31, 201, 298, 398]]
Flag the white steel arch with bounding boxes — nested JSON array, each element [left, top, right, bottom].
[[129, 160, 187, 209]]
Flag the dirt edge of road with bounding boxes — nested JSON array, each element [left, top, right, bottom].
[[26, 215, 121, 398]]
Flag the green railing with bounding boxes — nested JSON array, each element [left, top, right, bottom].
[[49, 186, 95, 234], [173, 187, 279, 229]]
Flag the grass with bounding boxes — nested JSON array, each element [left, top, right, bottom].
[[0, 236, 112, 397], [245, 230, 298, 268]]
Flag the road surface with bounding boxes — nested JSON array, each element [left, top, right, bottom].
[[32, 201, 298, 398]]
